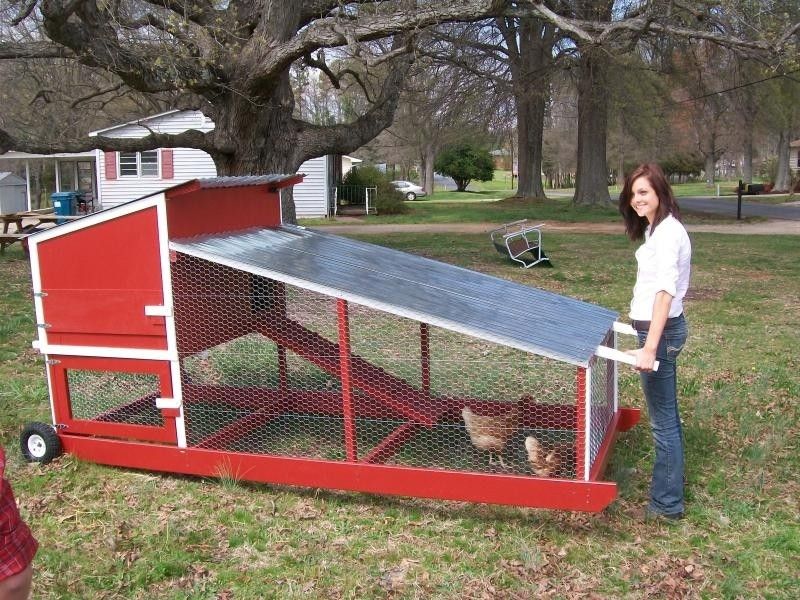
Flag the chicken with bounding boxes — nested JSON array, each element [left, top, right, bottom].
[[461, 406, 520, 469], [525, 435, 573, 478]]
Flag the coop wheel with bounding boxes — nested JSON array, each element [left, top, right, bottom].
[[20, 422, 62, 464], [406, 192, 417, 201]]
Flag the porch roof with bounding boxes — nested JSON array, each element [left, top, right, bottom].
[[0, 150, 97, 160]]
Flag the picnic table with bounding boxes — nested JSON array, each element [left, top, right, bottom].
[[0, 209, 83, 254]]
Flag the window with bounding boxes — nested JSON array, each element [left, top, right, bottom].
[[119, 150, 160, 177]]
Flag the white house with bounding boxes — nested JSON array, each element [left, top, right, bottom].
[[92, 110, 345, 217], [0, 110, 355, 217], [791, 139, 800, 173]]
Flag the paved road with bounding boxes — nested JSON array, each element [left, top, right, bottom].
[[679, 196, 800, 220]]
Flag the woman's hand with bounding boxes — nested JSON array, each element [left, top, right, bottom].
[[626, 347, 657, 372]]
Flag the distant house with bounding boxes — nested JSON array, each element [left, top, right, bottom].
[[0, 109, 356, 217], [791, 139, 800, 172]]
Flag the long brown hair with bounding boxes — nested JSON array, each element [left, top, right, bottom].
[[618, 163, 682, 241]]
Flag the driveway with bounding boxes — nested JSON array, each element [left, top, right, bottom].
[[678, 196, 800, 220]]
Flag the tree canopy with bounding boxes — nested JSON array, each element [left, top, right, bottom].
[[1, 1, 797, 215], [435, 142, 494, 191]]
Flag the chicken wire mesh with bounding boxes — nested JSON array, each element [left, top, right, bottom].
[[171, 254, 618, 480], [588, 331, 616, 476], [66, 370, 163, 426]]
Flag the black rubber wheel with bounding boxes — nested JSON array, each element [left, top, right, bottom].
[[406, 192, 417, 201], [20, 422, 62, 464]]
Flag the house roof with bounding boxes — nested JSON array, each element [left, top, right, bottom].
[[790, 139, 800, 148], [88, 109, 185, 136], [170, 225, 618, 367], [0, 172, 26, 184], [0, 150, 97, 160]]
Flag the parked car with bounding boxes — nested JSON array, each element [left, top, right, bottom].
[[391, 180, 427, 201]]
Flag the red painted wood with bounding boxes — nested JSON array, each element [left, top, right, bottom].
[[617, 407, 640, 432], [161, 149, 174, 179], [36, 207, 167, 349], [259, 317, 435, 425], [589, 410, 622, 481], [196, 412, 278, 449], [59, 435, 619, 511], [420, 323, 430, 399], [575, 367, 587, 481], [166, 182, 299, 239], [337, 299, 357, 462], [48, 355, 176, 444], [361, 422, 421, 464], [104, 151, 117, 180]]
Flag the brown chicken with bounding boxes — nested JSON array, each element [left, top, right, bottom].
[[461, 406, 520, 469], [525, 435, 573, 478]]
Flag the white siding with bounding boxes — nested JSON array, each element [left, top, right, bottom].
[[293, 156, 329, 218], [95, 110, 330, 216], [99, 148, 216, 208]]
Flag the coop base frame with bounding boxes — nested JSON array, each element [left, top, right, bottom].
[[56, 406, 638, 513]]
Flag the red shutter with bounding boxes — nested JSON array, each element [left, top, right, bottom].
[[161, 149, 174, 179], [104, 151, 117, 180]]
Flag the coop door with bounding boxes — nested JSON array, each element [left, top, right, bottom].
[[47, 356, 178, 444]]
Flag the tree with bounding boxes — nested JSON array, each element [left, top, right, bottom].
[[497, 15, 557, 199], [434, 143, 494, 191], [1, 0, 796, 217]]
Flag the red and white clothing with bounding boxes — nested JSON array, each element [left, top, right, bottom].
[[629, 214, 692, 321], [0, 446, 38, 581]]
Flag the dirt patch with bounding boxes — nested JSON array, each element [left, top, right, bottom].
[[315, 219, 800, 236], [685, 288, 725, 301]]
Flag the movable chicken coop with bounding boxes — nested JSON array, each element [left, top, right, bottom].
[[23, 176, 641, 512]]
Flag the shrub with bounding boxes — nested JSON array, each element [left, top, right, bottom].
[[434, 144, 494, 191], [339, 165, 408, 215]]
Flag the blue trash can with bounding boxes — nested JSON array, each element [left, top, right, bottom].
[[51, 191, 83, 224]]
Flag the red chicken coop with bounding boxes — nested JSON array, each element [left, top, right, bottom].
[[22, 176, 641, 512]]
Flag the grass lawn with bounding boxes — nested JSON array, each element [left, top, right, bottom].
[[302, 195, 763, 227], [303, 170, 789, 227], [1, 228, 798, 598]]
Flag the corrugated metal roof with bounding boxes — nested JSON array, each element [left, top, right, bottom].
[[169, 226, 618, 366], [192, 175, 302, 188]]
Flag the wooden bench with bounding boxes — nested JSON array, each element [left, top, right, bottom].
[[0, 233, 29, 255], [490, 220, 551, 268]]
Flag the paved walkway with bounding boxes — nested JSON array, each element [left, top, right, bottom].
[[315, 219, 800, 236]]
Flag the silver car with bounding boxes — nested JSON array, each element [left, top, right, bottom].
[[391, 180, 427, 201]]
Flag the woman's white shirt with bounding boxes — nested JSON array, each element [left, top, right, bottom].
[[629, 214, 691, 321]]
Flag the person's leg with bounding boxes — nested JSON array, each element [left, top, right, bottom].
[[638, 318, 688, 517], [0, 562, 34, 600]]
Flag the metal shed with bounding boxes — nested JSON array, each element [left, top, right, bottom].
[[22, 176, 640, 512], [0, 172, 27, 215]]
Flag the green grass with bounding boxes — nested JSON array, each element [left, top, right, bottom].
[[302, 170, 781, 227], [1, 228, 799, 598], [302, 194, 762, 227]]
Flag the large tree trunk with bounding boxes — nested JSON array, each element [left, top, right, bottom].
[[516, 92, 546, 198], [206, 74, 320, 223], [424, 142, 436, 195], [512, 17, 553, 199], [774, 129, 791, 192], [573, 47, 611, 206], [704, 154, 716, 187]]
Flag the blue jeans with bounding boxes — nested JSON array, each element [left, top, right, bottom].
[[637, 314, 688, 516]]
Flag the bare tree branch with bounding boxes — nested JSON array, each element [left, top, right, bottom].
[[69, 83, 125, 108]]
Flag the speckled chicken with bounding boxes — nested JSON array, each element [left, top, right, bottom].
[[461, 406, 521, 469], [525, 435, 572, 477]]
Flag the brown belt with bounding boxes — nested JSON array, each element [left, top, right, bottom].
[[632, 314, 683, 332]]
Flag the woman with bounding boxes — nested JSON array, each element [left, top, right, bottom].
[[620, 163, 691, 521], [1, 445, 37, 599]]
